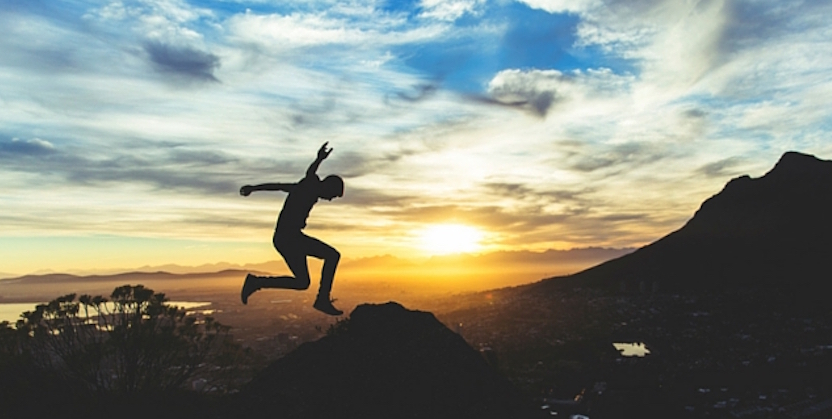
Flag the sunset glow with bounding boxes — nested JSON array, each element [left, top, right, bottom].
[[418, 224, 485, 255]]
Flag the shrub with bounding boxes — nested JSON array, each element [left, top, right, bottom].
[[9, 284, 239, 394]]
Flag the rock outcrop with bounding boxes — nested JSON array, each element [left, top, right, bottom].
[[237, 302, 541, 418]]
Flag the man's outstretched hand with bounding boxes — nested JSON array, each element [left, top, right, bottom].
[[240, 185, 253, 196], [317, 142, 332, 160]]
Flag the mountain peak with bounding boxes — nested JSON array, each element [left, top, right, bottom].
[[773, 150, 823, 168], [765, 151, 830, 180]]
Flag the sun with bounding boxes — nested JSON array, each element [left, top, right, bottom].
[[418, 224, 484, 255]]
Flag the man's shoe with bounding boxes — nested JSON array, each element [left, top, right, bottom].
[[241, 274, 259, 305], [313, 297, 343, 316]]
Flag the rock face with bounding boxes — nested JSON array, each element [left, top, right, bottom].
[[542, 151, 832, 291], [237, 302, 540, 419]]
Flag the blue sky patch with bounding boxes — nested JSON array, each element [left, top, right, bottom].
[[391, 1, 636, 93], [379, 0, 422, 17]]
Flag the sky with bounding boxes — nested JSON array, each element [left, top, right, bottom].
[[2, 0, 832, 276]]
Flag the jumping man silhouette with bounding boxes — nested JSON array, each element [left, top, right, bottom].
[[239, 142, 344, 315]]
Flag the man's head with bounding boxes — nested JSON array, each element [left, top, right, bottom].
[[320, 175, 344, 200]]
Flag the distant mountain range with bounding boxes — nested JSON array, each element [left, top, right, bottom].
[[235, 302, 542, 418], [537, 151, 832, 291], [1, 247, 633, 289], [0, 269, 248, 286]]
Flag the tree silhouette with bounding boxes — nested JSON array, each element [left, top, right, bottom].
[[7, 284, 244, 394]]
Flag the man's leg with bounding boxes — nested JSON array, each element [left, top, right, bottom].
[[304, 235, 342, 315], [241, 243, 312, 304]]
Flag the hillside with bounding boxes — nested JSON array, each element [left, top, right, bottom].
[[235, 302, 543, 419], [538, 151, 832, 291]]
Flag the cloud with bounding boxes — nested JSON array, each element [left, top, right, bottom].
[[481, 182, 536, 197], [336, 186, 413, 208], [543, 0, 832, 102], [178, 213, 272, 231], [682, 109, 706, 119], [64, 160, 238, 195], [168, 148, 236, 166], [517, 0, 600, 14], [564, 141, 674, 174], [0, 138, 56, 155], [696, 157, 745, 178], [482, 70, 566, 116], [0, 5, 100, 75], [87, 0, 216, 41], [0, 139, 244, 195], [419, 0, 483, 21], [225, 9, 446, 52], [389, 83, 439, 103], [373, 203, 556, 231], [482, 68, 633, 116], [228, 12, 366, 48], [368, 200, 654, 248], [359, 181, 600, 245], [481, 182, 595, 208], [143, 41, 220, 81], [717, 1, 831, 57]]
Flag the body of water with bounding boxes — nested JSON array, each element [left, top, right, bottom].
[[613, 342, 651, 357], [0, 301, 211, 324]]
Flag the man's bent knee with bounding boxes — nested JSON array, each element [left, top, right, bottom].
[[316, 245, 339, 263], [326, 248, 341, 263]]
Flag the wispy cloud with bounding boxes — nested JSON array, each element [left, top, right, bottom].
[[696, 156, 747, 178], [0, 136, 243, 195], [480, 67, 634, 116], [0, 137, 56, 155]]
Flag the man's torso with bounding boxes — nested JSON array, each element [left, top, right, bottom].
[[276, 175, 320, 232]]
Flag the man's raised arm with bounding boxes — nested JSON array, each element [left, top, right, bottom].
[[240, 183, 296, 196], [306, 142, 332, 177]]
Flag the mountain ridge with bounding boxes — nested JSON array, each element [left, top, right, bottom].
[[0, 269, 252, 285], [7, 247, 633, 276], [537, 151, 832, 291]]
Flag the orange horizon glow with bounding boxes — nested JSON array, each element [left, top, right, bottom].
[[417, 223, 486, 256]]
